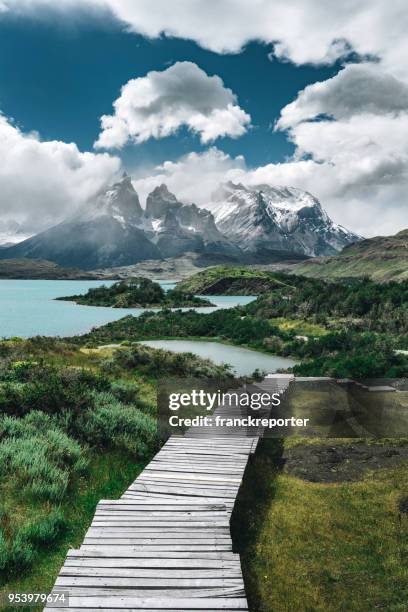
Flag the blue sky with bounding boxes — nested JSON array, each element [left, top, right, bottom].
[[0, 13, 338, 169], [0, 1, 406, 238]]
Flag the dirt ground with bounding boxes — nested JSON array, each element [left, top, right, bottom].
[[282, 442, 408, 482]]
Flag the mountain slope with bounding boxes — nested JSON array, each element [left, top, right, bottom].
[[0, 214, 161, 270], [144, 184, 241, 259], [0, 176, 243, 269], [208, 182, 360, 257], [293, 229, 408, 282]]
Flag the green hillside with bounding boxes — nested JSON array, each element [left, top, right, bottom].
[[293, 229, 408, 282], [177, 266, 293, 295]]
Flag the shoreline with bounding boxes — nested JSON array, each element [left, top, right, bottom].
[[54, 298, 215, 309]]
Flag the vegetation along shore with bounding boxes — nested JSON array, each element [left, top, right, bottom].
[[57, 277, 213, 308], [77, 270, 408, 379]]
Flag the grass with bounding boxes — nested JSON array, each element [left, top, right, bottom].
[[295, 256, 408, 283], [0, 450, 145, 601], [232, 439, 408, 612], [272, 318, 329, 337], [177, 265, 295, 294]]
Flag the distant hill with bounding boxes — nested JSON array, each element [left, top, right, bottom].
[[177, 266, 293, 295], [0, 259, 106, 280], [293, 230, 408, 282]]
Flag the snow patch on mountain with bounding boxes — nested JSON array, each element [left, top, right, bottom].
[[208, 182, 360, 257]]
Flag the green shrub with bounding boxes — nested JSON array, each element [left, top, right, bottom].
[[81, 392, 158, 459], [8, 534, 34, 574], [0, 365, 110, 419], [0, 511, 67, 579], [135, 396, 155, 415], [19, 510, 67, 549], [0, 412, 86, 501], [114, 344, 233, 378], [0, 411, 55, 440], [0, 530, 9, 572], [110, 379, 140, 404], [3, 360, 39, 382]]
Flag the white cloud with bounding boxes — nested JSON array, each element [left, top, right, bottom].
[[3, 1, 408, 78], [95, 62, 250, 149], [266, 64, 408, 235], [277, 63, 408, 129], [132, 147, 246, 207], [131, 142, 407, 238], [0, 114, 120, 232]]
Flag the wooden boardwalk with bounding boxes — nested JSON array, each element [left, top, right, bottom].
[[46, 375, 292, 611]]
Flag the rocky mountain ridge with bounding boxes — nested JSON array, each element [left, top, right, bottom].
[[0, 174, 360, 269], [208, 182, 360, 257]]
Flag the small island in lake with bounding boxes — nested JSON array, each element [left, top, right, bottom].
[[56, 277, 214, 308]]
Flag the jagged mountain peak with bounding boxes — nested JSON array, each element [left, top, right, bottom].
[[146, 183, 181, 218], [215, 181, 320, 212], [151, 183, 176, 198], [80, 172, 144, 227], [208, 181, 359, 257]]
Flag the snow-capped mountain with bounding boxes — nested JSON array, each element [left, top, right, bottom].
[[0, 175, 240, 269], [0, 175, 160, 269], [92, 172, 144, 226], [144, 184, 240, 258], [0, 175, 360, 269], [208, 182, 360, 257]]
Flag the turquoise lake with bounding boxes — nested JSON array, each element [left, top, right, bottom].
[[0, 280, 255, 338], [139, 340, 297, 376]]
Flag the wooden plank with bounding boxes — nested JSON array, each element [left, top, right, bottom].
[[46, 596, 249, 609], [88, 519, 230, 525], [93, 511, 228, 517], [143, 468, 244, 476], [48, 607, 247, 612], [96, 501, 227, 508], [53, 587, 246, 598], [64, 559, 241, 569], [90, 518, 230, 525], [60, 568, 242, 578], [80, 543, 232, 551], [126, 484, 237, 498], [97, 501, 228, 507], [56, 576, 243, 587], [132, 481, 239, 492], [47, 609, 247, 612], [87, 528, 230, 535], [143, 471, 242, 482], [83, 537, 232, 544], [73, 549, 238, 559]]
